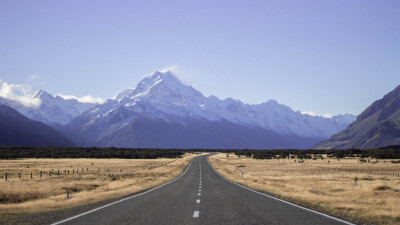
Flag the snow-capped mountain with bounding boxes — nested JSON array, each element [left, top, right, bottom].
[[0, 90, 95, 128], [62, 70, 356, 149]]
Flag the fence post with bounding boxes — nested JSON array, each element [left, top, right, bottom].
[[66, 189, 69, 200], [58, 170, 60, 175], [31, 172, 32, 179], [5, 173, 7, 181], [19, 172, 21, 179], [40, 171, 42, 178]]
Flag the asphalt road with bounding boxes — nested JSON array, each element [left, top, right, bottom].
[[49, 155, 354, 225]]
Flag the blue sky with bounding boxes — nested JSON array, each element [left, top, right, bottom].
[[0, 0, 399, 116]]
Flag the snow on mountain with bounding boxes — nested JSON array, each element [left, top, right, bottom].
[[0, 90, 96, 128], [110, 71, 354, 137], [63, 70, 356, 148]]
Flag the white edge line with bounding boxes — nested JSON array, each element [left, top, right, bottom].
[[206, 157, 355, 225], [51, 157, 197, 225]]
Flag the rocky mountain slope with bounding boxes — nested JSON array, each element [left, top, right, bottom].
[[0, 104, 75, 147], [315, 85, 400, 149]]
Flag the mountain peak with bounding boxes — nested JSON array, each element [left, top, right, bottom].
[[266, 99, 279, 105], [115, 70, 190, 101], [31, 90, 52, 99], [146, 70, 181, 85]]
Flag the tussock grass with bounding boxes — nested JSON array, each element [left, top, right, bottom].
[[209, 153, 400, 225], [0, 153, 201, 221]]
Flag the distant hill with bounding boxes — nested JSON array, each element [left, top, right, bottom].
[[315, 85, 400, 149], [0, 104, 75, 147]]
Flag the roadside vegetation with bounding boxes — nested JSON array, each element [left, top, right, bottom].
[[209, 153, 400, 225]]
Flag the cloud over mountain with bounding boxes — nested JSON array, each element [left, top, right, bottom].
[[0, 79, 41, 108]]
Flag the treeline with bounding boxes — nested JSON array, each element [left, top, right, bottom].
[[0, 145, 399, 159], [0, 146, 187, 159], [231, 146, 400, 160]]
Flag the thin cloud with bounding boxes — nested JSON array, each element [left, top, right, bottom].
[[301, 111, 333, 118], [158, 66, 176, 73], [0, 79, 42, 108], [30, 74, 37, 80], [157, 66, 193, 86], [0, 78, 104, 106], [28, 74, 45, 85], [57, 94, 104, 104]]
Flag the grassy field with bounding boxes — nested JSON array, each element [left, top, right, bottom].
[[0, 153, 201, 222], [209, 153, 400, 225]]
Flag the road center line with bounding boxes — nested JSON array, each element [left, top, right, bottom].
[[198, 193, 201, 196], [196, 199, 200, 203], [193, 211, 199, 218], [199, 159, 202, 181]]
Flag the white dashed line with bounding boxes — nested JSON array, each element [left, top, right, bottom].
[[199, 159, 202, 183], [196, 199, 200, 203], [199, 189, 201, 192], [193, 211, 199, 218], [198, 193, 201, 196]]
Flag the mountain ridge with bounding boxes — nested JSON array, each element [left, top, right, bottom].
[[314, 85, 400, 149], [62, 70, 355, 149], [0, 104, 75, 147], [0, 90, 96, 129]]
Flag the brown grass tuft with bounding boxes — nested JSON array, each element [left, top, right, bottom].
[[373, 185, 397, 191]]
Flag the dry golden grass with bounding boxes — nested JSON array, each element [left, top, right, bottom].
[[209, 153, 400, 225], [0, 153, 202, 221]]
